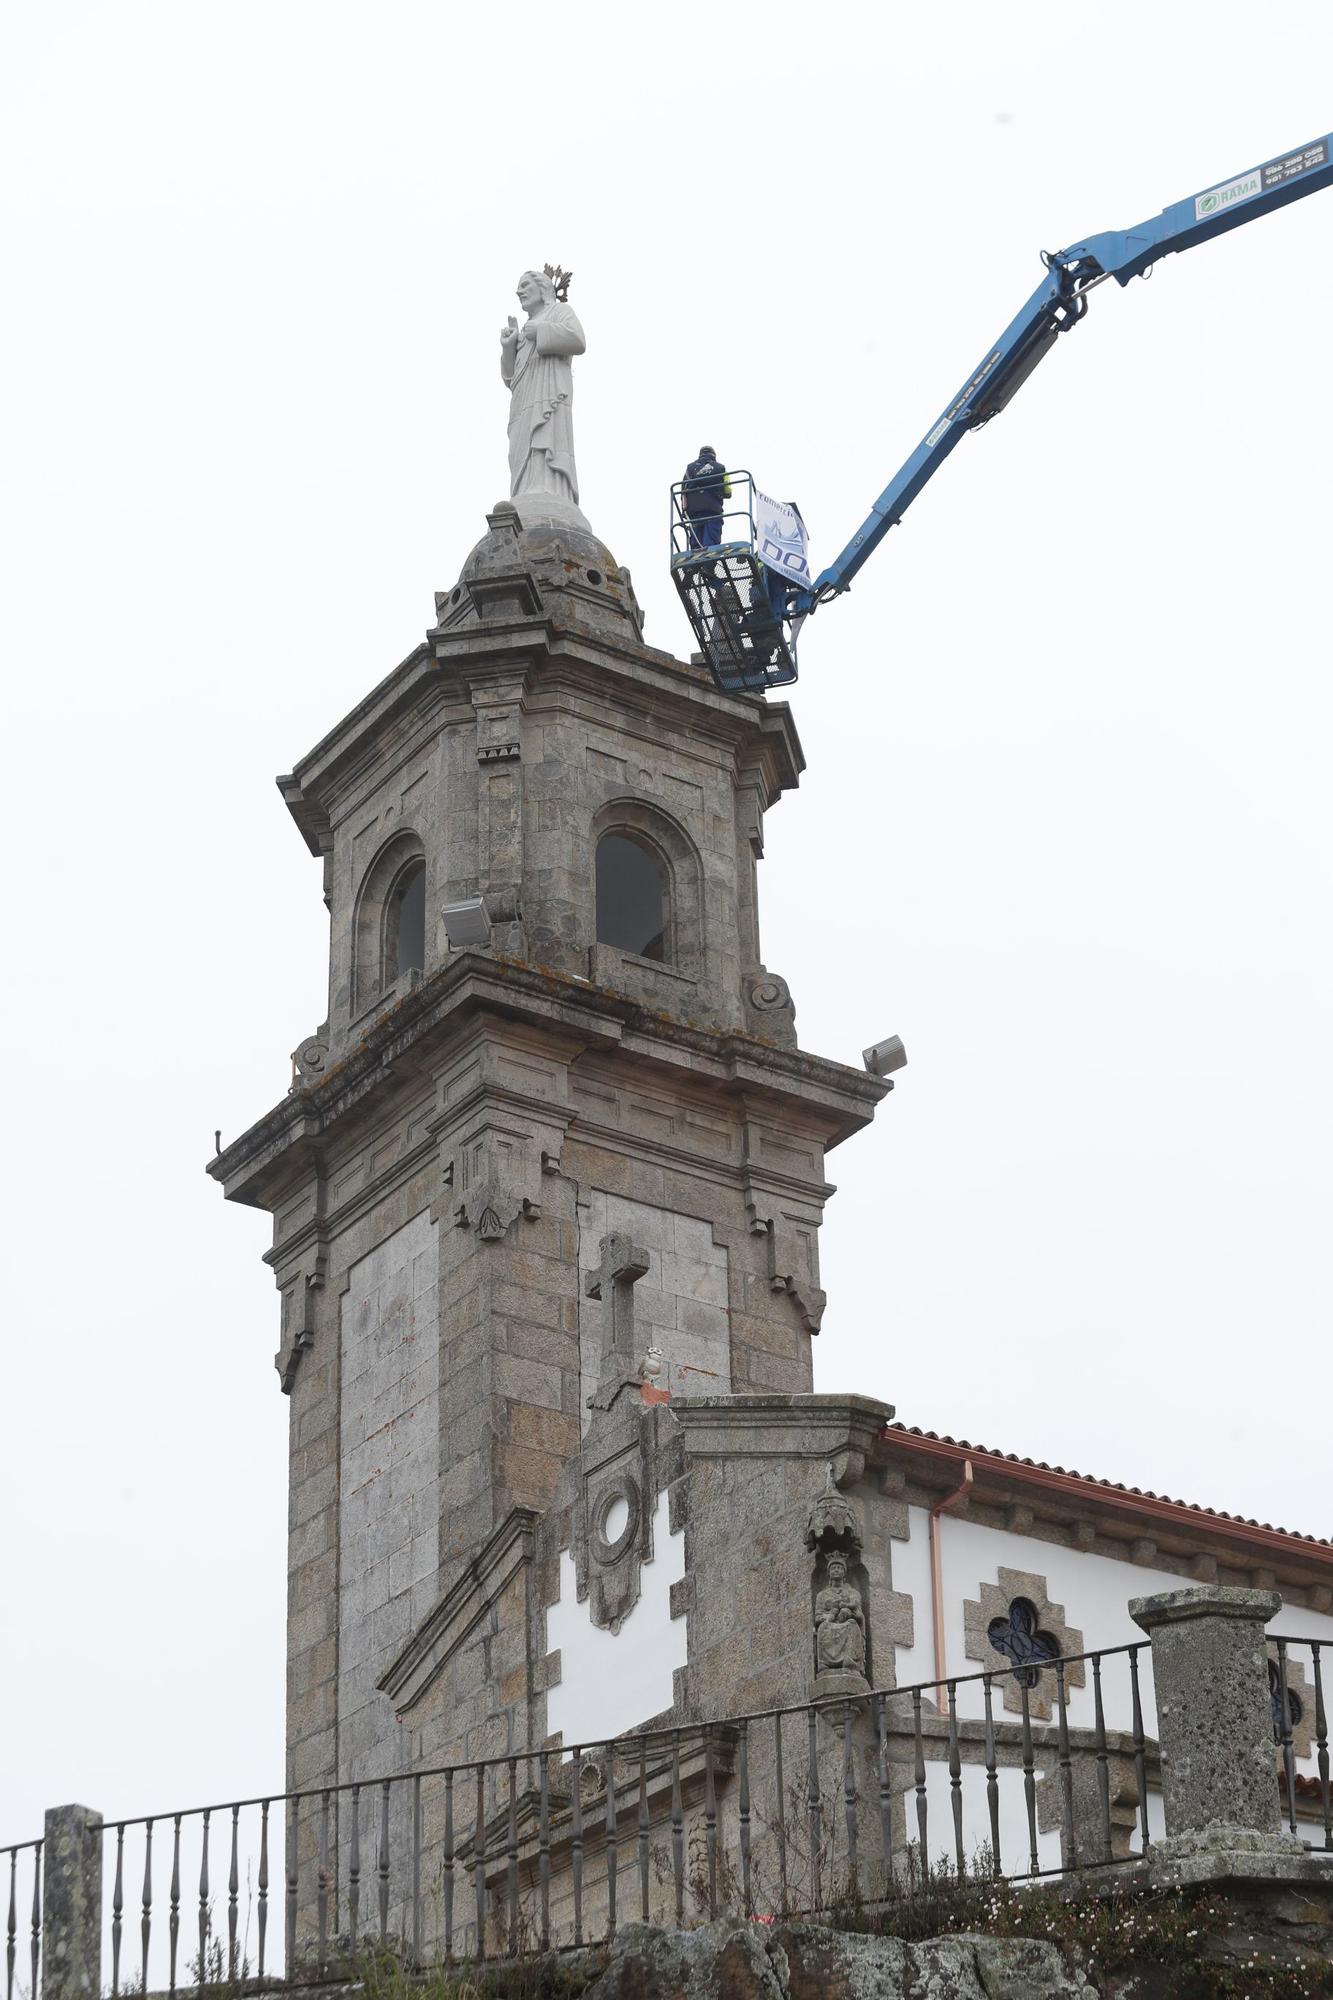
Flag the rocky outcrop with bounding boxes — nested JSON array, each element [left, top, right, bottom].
[[583, 1920, 1091, 1999]]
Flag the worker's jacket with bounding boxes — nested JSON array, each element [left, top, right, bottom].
[[683, 456, 731, 516]]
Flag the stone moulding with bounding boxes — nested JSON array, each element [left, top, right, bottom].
[[463, 1726, 737, 1881], [378, 1507, 541, 1714], [668, 1394, 896, 1476], [209, 953, 885, 1211]]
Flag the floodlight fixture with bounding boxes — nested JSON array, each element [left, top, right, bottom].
[[863, 1034, 907, 1078], [441, 896, 491, 949]]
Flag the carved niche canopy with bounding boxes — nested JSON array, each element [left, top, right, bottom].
[[805, 1463, 862, 1557]]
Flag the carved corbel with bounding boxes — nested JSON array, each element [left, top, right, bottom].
[[746, 1192, 827, 1333], [742, 966, 797, 1048], [447, 1124, 544, 1241], [275, 1248, 328, 1393], [291, 1025, 332, 1088]]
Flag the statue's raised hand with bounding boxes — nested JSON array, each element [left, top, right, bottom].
[[500, 315, 520, 352]]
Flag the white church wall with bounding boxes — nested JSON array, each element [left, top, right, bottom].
[[546, 1490, 687, 1746], [921, 1759, 1063, 1877], [338, 1208, 440, 1780], [892, 1507, 1333, 1775], [578, 1192, 730, 1419]]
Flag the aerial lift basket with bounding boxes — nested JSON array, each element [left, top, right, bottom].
[[669, 471, 799, 695]]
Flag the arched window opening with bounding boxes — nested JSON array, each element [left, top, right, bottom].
[[596, 833, 668, 962], [384, 859, 426, 983]]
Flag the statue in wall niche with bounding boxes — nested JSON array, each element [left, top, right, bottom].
[[815, 1553, 866, 1678], [500, 266, 585, 508], [806, 1464, 871, 1697]]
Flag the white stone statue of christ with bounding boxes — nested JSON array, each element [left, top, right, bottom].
[[500, 269, 586, 510]]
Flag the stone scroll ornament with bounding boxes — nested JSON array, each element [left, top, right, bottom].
[[806, 1466, 871, 1698], [500, 266, 585, 510]]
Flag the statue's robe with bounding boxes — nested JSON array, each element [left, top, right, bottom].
[[815, 1583, 866, 1673], [503, 303, 586, 505]]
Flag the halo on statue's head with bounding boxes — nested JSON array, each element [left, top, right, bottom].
[[543, 262, 573, 302]]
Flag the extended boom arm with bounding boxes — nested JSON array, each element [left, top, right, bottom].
[[790, 133, 1332, 618]]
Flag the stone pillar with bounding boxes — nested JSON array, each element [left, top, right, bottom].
[[40, 1805, 101, 2000], [1129, 1586, 1283, 1841]]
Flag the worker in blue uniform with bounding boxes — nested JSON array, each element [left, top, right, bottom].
[[681, 447, 731, 551]]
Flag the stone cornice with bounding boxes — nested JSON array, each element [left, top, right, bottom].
[[208, 954, 887, 1210], [277, 619, 806, 857], [277, 641, 438, 855], [671, 1394, 897, 1478], [379, 1507, 541, 1713]]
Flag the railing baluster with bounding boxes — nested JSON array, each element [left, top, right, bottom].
[[1019, 1682, 1039, 1875], [570, 1749, 584, 1948], [6, 1846, 16, 2000], [111, 1824, 124, 1997], [377, 1781, 390, 1944], [946, 1681, 964, 1875], [807, 1705, 822, 1913], [198, 1808, 211, 1984], [227, 1805, 239, 1981], [538, 1753, 551, 1950], [28, 1842, 40, 2000], [704, 1727, 717, 1920], [1092, 1653, 1112, 1864], [774, 1711, 788, 1915], [911, 1687, 928, 1862], [738, 1720, 752, 1918], [412, 1774, 422, 1965], [507, 1757, 519, 1958], [316, 1792, 329, 1970], [473, 1764, 487, 1961], [604, 1740, 617, 1942], [257, 1800, 269, 1981], [637, 1740, 650, 1923], [1129, 1645, 1151, 1855], [443, 1770, 454, 1959], [284, 1800, 297, 1977], [169, 1815, 181, 1996], [1056, 1660, 1077, 1869], [1312, 1642, 1331, 1851], [140, 1819, 153, 1995], [670, 1731, 684, 1929], [875, 1693, 893, 1891], [983, 1674, 1001, 1876], [348, 1784, 361, 1948], [1277, 1641, 1299, 1835], [841, 1706, 859, 1893]]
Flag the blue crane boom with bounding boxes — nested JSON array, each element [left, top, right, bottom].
[[789, 133, 1331, 623]]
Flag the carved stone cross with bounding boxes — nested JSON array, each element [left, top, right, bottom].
[[584, 1231, 650, 1411]]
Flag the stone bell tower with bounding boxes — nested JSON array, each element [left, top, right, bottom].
[[210, 283, 888, 1805]]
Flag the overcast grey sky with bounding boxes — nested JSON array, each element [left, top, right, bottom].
[[3, 0, 1330, 1844]]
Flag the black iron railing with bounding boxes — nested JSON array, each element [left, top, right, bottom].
[[1273, 1635, 1331, 1846], [5, 1634, 1331, 1992], [3, 1842, 40, 2000]]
